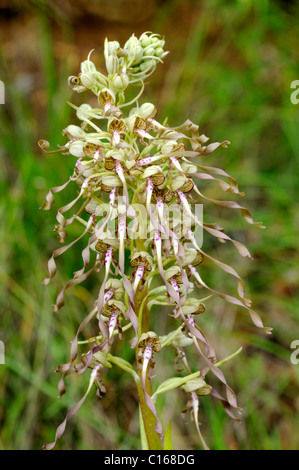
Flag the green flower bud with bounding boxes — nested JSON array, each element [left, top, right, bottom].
[[133, 45, 144, 62], [181, 162, 197, 174], [160, 141, 178, 154], [105, 279, 124, 300], [79, 72, 97, 89], [82, 166, 96, 178], [182, 249, 204, 267], [105, 39, 120, 58], [138, 102, 157, 120], [76, 103, 93, 121], [143, 34, 166, 53], [165, 266, 183, 283], [150, 36, 161, 46], [126, 39, 144, 63], [105, 149, 124, 163], [181, 378, 212, 395], [182, 298, 205, 315], [145, 47, 155, 57], [140, 33, 151, 48], [106, 55, 119, 75], [82, 350, 111, 369], [171, 331, 193, 348], [139, 59, 155, 72], [63, 125, 86, 139], [112, 73, 129, 91], [69, 140, 86, 157], [171, 175, 187, 192], [101, 175, 122, 190], [124, 35, 141, 52], [80, 59, 97, 74], [155, 47, 164, 58]]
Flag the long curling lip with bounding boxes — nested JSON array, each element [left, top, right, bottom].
[[170, 278, 180, 296], [141, 344, 152, 384], [112, 130, 120, 145], [170, 156, 184, 172], [118, 212, 126, 273], [133, 263, 145, 292], [137, 155, 163, 166], [148, 118, 165, 130], [172, 237, 179, 255], [154, 230, 180, 305], [109, 187, 117, 206], [136, 129, 153, 140], [108, 311, 118, 338], [104, 288, 114, 303], [157, 197, 164, 224], [115, 161, 129, 205], [146, 179, 154, 213], [188, 314, 195, 327], [105, 246, 113, 266]]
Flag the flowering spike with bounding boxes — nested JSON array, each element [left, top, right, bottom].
[[41, 31, 270, 451]]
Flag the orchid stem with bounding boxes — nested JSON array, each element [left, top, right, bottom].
[[135, 238, 162, 450]]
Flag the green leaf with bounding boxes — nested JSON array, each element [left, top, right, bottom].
[[152, 371, 201, 400], [108, 354, 139, 381], [164, 422, 173, 450]]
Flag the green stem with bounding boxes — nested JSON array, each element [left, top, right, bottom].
[[135, 238, 162, 450]]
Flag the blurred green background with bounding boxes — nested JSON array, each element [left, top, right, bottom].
[[1, 0, 299, 450]]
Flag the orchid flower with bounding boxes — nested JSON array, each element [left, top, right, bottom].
[[40, 32, 270, 451]]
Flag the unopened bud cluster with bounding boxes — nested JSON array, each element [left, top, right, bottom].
[[68, 33, 168, 105]]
